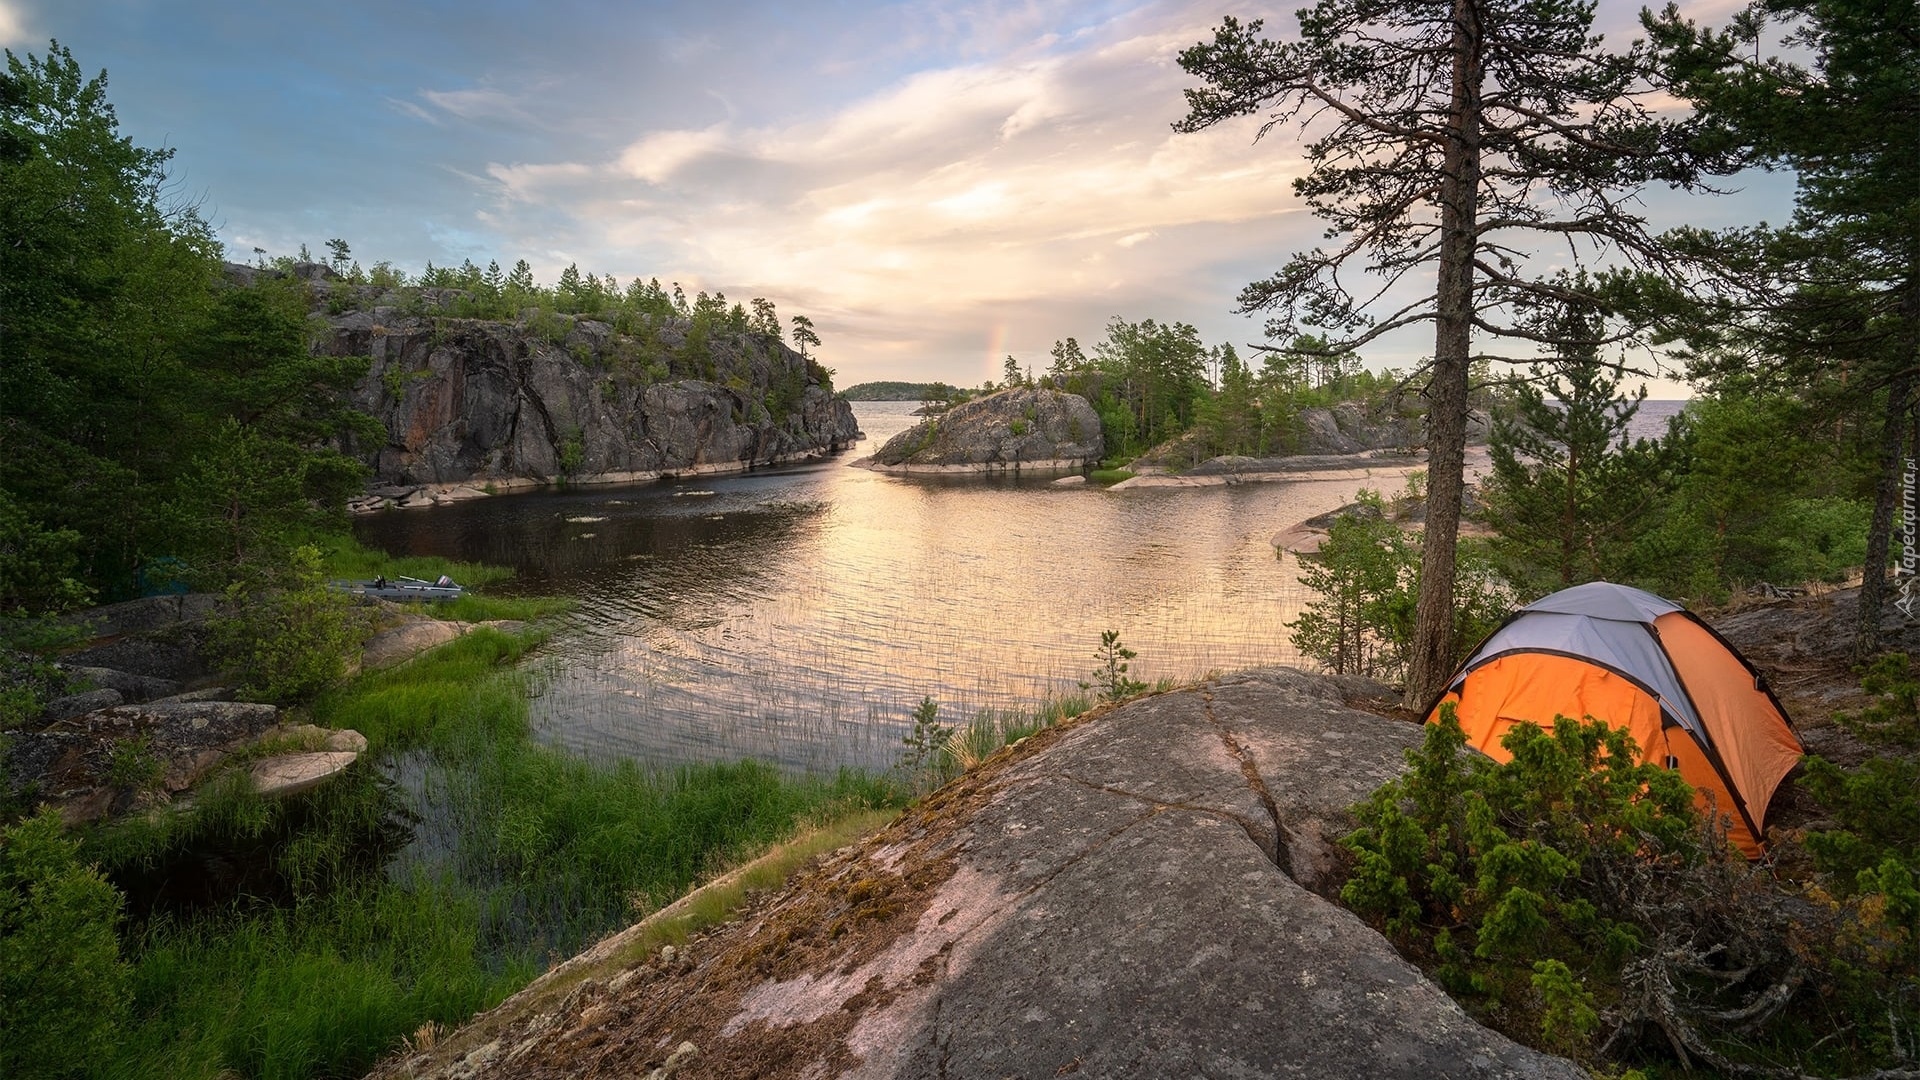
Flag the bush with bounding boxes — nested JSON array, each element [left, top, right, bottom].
[[208, 545, 370, 704], [1342, 707, 1920, 1074], [0, 811, 130, 1079]]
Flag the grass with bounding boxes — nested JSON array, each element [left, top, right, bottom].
[[1088, 468, 1135, 484], [75, 619, 910, 1080], [314, 534, 516, 591], [938, 691, 1096, 773]]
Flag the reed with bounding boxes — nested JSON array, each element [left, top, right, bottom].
[[83, 620, 907, 1080]]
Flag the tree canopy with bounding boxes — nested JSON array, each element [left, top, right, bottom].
[[1176, 0, 1741, 703]]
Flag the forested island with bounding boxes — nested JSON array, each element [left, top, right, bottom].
[[4, 0, 1919, 1075]]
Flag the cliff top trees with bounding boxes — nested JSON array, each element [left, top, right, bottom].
[[1177, 2, 1737, 704]]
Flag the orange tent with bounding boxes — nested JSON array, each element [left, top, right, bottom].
[[1426, 582, 1802, 857]]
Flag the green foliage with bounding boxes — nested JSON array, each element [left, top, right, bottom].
[[0, 811, 130, 1079], [1289, 489, 1512, 682], [0, 489, 93, 615], [1288, 492, 1414, 678], [1342, 709, 1697, 1059], [897, 696, 953, 786], [79, 615, 907, 1080], [1083, 629, 1146, 701], [1663, 394, 1868, 595], [1345, 703, 1920, 1073], [105, 735, 163, 793], [206, 545, 370, 704], [1800, 751, 1920, 891], [1480, 316, 1686, 596], [839, 381, 946, 401], [557, 425, 586, 478]]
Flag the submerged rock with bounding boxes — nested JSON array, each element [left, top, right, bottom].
[[867, 387, 1102, 474]]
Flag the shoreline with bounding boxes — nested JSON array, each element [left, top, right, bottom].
[[347, 444, 858, 514], [851, 455, 1094, 476]]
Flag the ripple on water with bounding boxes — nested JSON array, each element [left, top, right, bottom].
[[357, 401, 1414, 773]]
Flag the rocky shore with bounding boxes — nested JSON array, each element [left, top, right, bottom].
[[368, 667, 1583, 1079], [4, 593, 513, 826]]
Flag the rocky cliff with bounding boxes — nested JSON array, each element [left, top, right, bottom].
[[867, 387, 1102, 474], [247, 266, 859, 504]]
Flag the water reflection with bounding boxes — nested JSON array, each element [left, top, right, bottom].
[[356, 402, 1410, 773]]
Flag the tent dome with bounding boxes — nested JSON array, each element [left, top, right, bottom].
[[1427, 582, 1802, 857]]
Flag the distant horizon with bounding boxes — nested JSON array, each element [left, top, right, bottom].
[[12, 0, 1774, 398]]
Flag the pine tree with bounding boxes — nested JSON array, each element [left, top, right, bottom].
[[1177, 3, 1738, 704], [1481, 300, 1678, 595], [1645, 0, 1920, 656]]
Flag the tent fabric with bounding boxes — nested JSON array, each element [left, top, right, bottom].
[[1650, 612, 1805, 845], [1428, 582, 1802, 858], [1446, 611, 1707, 742], [1518, 581, 1682, 623]]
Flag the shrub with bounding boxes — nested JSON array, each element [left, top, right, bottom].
[[897, 696, 952, 789], [1082, 629, 1146, 701], [0, 811, 130, 1078], [208, 545, 370, 704], [1342, 707, 1920, 1074], [1288, 489, 1511, 682]]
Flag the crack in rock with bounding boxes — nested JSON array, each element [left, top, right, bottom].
[[1200, 687, 1294, 879], [1050, 770, 1272, 855]]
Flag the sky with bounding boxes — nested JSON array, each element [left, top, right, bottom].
[[12, 0, 1793, 395]]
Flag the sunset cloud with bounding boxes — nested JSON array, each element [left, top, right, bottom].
[[30, 0, 1781, 392]]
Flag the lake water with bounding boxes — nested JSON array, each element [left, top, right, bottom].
[[355, 399, 1687, 774]]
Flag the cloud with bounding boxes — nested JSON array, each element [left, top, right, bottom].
[[0, 1, 29, 46], [419, 86, 536, 124], [617, 126, 733, 185], [452, 4, 1324, 385]]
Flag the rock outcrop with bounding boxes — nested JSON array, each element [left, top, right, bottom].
[[371, 668, 1582, 1080], [1128, 400, 1492, 475], [866, 387, 1102, 474], [8, 592, 508, 824], [227, 265, 861, 507]]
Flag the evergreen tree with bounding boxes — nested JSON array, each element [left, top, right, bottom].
[[506, 258, 535, 293], [1047, 337, 1087, 379], [1480, 302, 1678, 595], [556, 263, 584, 312], [790, 314, 821, 358], [1177, 3, 1739, 704], [750, 297, 781, 339], [1645, 0, 1920, 656]]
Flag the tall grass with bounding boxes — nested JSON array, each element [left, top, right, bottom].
[[314, 534, 517, 591], [82, 622, 906, 1080]]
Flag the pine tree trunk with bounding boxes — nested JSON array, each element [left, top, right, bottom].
[[1405, 0, 1483, 710], [1855, 374, 1909, 661]]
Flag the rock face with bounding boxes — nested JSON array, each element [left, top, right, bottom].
[[253, 267, 861, 499], [372, 668, 1582, 1080], [1292, 401, 1492, 456], [867, 387, 1102, 474], [7, 593, 490, 825]]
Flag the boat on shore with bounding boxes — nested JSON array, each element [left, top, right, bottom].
[[333, 575, 464, 603]]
